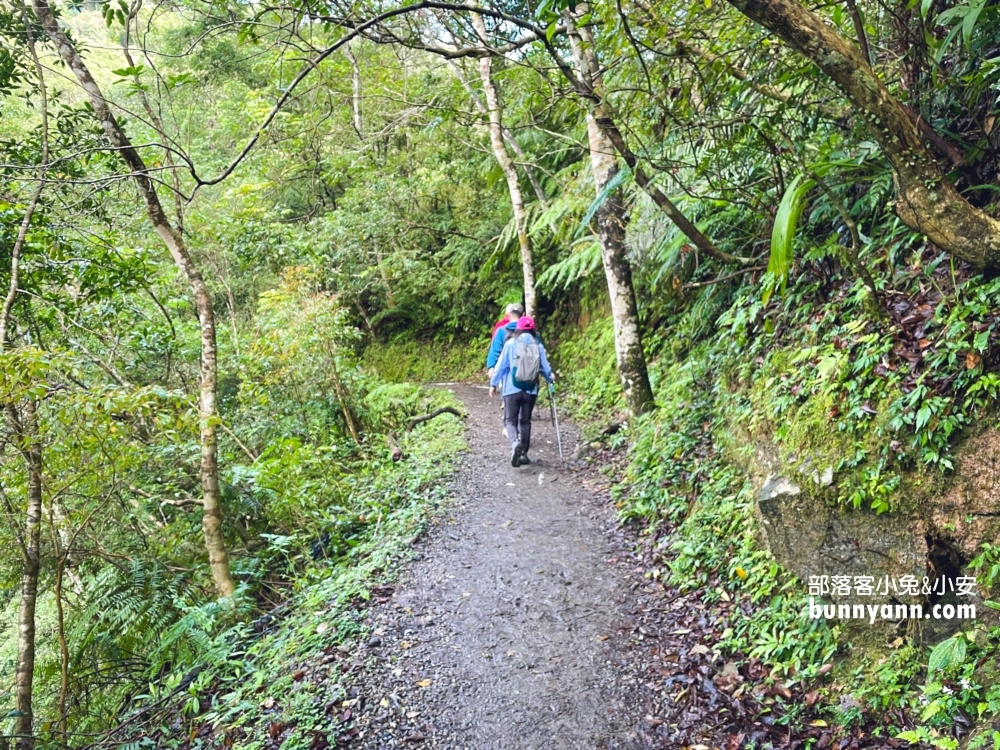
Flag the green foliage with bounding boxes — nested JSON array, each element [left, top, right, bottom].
[[764, 175, 816, 304], [4, 0, 1000, 741], [927, 635, 968, 677], [127, 404, 465, 749], [549, 316, 621, 420], [362, 336, 485, 384]]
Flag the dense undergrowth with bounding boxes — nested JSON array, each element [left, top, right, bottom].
[[108, 413, 464, 750], [552, 243, 1000, 748], [0, 273, 466, 747], [362, 337, 486, 385]]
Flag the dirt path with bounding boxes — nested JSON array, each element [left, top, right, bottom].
[[328, 386, 886, 750], [346, 385, 656, 748]]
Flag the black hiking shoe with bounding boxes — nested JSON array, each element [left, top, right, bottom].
[[511, 443, 524, 467]]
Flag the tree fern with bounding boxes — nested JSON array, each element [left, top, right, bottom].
[[536, 238, 602, 291]]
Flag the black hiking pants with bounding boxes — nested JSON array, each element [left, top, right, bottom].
[[503, 391, 537, 453]]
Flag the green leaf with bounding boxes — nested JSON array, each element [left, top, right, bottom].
[[111, 65, 144, 78], [927, 635, 967, 676], [916, 405, 932, 429], [763, 174, 815, 305], [961, 0, 986, 45]]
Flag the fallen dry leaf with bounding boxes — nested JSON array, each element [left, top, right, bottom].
[[416, 679, 432, 688]]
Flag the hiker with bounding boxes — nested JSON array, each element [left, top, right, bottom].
[[487, 307, 523, 438], [489, 316, 555, 467], [486, 303, 523, 376], [491, 302, 524, 339]]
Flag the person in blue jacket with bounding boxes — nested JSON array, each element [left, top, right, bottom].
[[486, 313, 520, 373], [487, 310, 523, 438], [489, 316, 555, 467]]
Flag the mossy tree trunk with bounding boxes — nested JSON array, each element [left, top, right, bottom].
[[32, 0, 236, 597], [726, 0, 1000, 269], [564, 12, 655, 415]]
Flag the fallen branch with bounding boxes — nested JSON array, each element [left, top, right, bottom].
[[406, 406, 464, 431], [600, 418, 628, 436]]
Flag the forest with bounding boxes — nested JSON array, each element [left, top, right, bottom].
[[3, 0, 1000, 745]]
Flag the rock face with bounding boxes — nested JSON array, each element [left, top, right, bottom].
[[755, 475, 928, 605], [928, 428, 1000, 561]]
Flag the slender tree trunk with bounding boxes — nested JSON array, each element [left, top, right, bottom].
[[3, 14, 49, 747], [47, 517, 69, 747], [13, 400, 42, 750], [563, 13, 655, 415], [445, 59, 549, 208], [344, 43, 363, 139], [543, 7, 738, 266], [2, 3, 47, 351], [471, 14, 536, 315], [725, 0, 1000, 269], [32, 0, 236, 597]]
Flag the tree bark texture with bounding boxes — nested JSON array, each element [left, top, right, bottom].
[[726, 0, 1000, 269], [32, 0, 236, 597], [344, 43, 363, 139], [472, 14, 537, 315], [564, 14, 655, 415], [13, 401, 42, 749]]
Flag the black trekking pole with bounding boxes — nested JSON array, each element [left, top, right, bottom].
[[548, 382, 564, 464]]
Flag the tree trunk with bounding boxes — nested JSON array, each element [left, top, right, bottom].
[[726, 0, 1000, 269], [444, 59, 549, 207], [47, 514, 69, 747], [344, 43, 363, 139], [471, 14, 537, 315], [32, 0, 236, 597], [549, 8, 739, 266], [13, 400, 42, 750], [4, 13, 49, 746], [564, 14, 655, 416]]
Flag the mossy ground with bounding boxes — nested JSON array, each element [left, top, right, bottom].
[[362, 337, 487, 384]]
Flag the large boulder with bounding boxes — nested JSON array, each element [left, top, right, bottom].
[[928, 428, 1000, 561], [755, 475, 928, 606]]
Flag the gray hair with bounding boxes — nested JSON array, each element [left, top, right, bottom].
[[505, 303, 524, 316]]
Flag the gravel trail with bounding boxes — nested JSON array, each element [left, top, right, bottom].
[[347, 384, 654, 749]]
